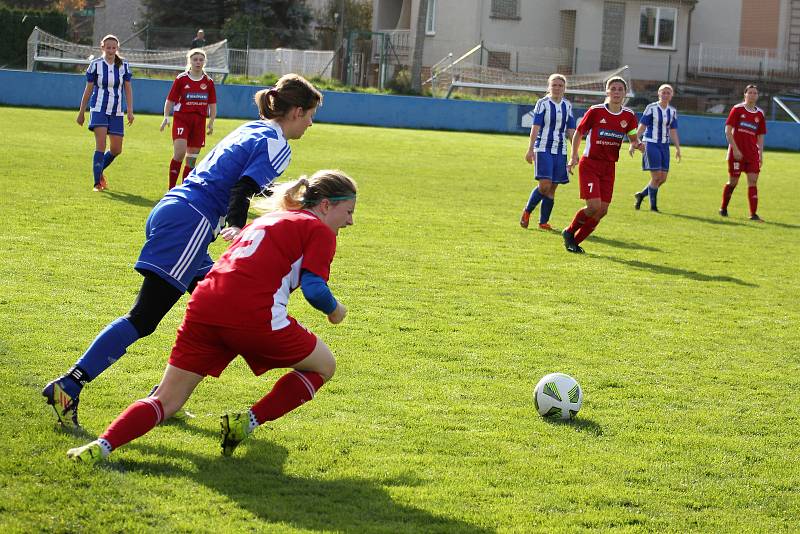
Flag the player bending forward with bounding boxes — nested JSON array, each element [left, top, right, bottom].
[[67, 171, 357, 463]]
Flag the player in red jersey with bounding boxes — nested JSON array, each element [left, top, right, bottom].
[[161, 48, 217, 189], [66, 170, 357, 463], [562, 77, 641, 253], [720, 84, 766, 221]]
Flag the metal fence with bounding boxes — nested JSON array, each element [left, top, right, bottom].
[[227, 47, 335, 79], [689, 43, 800, 82]]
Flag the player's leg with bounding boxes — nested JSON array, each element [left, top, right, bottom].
[[169, 138, 188, 189], [574, 165, 613, 246], [182, 115, 206, 179], [100, 129, 124, 190], [90, 121, 108, 190], [746, 171, 762, 221], [647, 170, 666, 211], [537, 179, 554, 229], [43, 271, 183, 428], [634, 142, 652, 209], [68, 364, 206, 463], [522, 153, 553, 228], [182, 146, 201, 179], [721, 158, 741, 216]]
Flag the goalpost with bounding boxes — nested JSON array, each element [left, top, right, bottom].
[[27, 27, 231, 82]]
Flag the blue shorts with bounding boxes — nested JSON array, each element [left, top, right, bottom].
[[89, 112, 125, 136], [642, 142, 670, 171], [535, 152, 569, 184], [135, 198, 214, 292]]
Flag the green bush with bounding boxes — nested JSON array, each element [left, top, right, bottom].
[[0, 5, 68, 69]]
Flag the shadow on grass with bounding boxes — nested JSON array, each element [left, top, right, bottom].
[[660, 212, 752, 228], [544, 417, 603, 437], [584, 235, 662, 252], [596, 254, 757, 287], [102, 190, 159, 208], [117, 437, 491, 533]]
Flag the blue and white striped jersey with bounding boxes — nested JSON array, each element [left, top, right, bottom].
[[86, 57, 133, 116], [165, 120, 291, 230], [640, 102, 678, 144], [531, 96, 576, 155]]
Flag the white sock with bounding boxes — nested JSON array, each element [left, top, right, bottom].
[[96, 438, 113, 457], [247, 409, 259, 433]]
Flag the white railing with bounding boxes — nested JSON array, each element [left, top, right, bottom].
[[689, 43, 800, 81]]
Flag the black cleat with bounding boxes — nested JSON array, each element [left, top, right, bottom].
[[749, 214, 764, 222], [719, 208, 728, 217], [562, 229, 584, 253], [634, 192, 645, 210], [650, 206, 659, 212]]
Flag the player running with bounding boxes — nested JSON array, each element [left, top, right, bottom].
[[67, 171, 357, 463], [720, 84, 766, 221], [562, 77, 641, 253], [76, 34, 134, 192], [631, 84, 681, 212], [43, 74, 322, 429], [161, 48, 218, 189], [520, 74, 576, 230]]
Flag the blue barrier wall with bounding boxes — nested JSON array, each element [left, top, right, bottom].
[[1, 69, 798, 150]]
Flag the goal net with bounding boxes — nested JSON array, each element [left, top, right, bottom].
[[428, 42, 632, 104], [27, 27, 230, 81]]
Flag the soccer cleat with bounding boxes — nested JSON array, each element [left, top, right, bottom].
[[562, 228, 578, 251], [566, 243, 585, 254], [634, 192, 645, 210], [719, 208, 728, 217], [650, 206, 659, 212], [519, 210, 531, 229], [220, 412, 252, 457], [538, 223, 552, 231], [749, 214, 764, 222], [42, 379, 81, 429], [99, 175, 108, 190], [93, 184, 102, 192], [67, 442, 104, 464]]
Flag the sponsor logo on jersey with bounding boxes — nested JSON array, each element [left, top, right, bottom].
[[599, 118, 607, 124], [186, 92, 209, 100], [185, 85, 191, 89], [200, 84, 207, 90], [740, 120, 758, 130], [598, 129, 624, 140], [620, 120, 628, 128]]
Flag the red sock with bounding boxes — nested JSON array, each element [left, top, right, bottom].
[[100, 398, 164, 451], [169, 159, 182, 189], [566, 208, 588, 234], [721, 183, 735, 210], [250, 371, 325, 424], [182, 164, 193, 179], [574, 217, 599, 244], [747, 186, 758, 215]]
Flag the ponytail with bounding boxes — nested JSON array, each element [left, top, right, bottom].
[[255, 170, 357, 213], [254, 73, 322, 120]]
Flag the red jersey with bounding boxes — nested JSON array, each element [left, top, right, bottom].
[[577, 104, 638, 162], [186, 210, 337, 330], [726, 103, 766, 162], [167, 72, 217, 116]]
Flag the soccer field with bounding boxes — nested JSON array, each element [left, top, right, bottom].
[[0, 106, 798, 532]]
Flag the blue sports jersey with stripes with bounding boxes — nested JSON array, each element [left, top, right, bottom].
[[164, 120, 291, 232], [86, 58, 132, 116], [531, 96, 576, 155], [640, 102, 678, 144]]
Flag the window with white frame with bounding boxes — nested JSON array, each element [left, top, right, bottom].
[[639, 6, 677, 49], [491, 0, 520, 20], [426, 0, 436, 35]]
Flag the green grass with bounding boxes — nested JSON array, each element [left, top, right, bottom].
[[0, 107, 798, 532]]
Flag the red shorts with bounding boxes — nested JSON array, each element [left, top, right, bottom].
[[172, 112, 206, 148], [728, 158, 760, 177], [168, 317, 317, 377], [578, 157, 616, 203]]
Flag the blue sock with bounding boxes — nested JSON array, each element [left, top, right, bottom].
[[649, 185, 658, 208], [525, 187, 543, 212], [102, 151, 116, 170], [540, 196, 554, 224], [92, 150, 104, 185], [640, 185, 650, 197], [68, 318, 140, 395]]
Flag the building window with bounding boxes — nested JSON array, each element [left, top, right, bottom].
[[426, 0, 436, 35], [491, 0, 520, 20], [639, 6, 677, 49]]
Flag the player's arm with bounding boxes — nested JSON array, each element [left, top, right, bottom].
[[525, 125, 541, 164], [76, 82, 93, 126], [757, 134, 765, 164], [629, 123, 645, 156], [160, 100, 175, 131], [725, 125, 742, 160], [670, 128, 681, 161], [124, 80, 134, 125], [222, 176, 262, 241], [300, 269, 346, 323], [627, 129, 642, 152], [567, 127, 582, 172], [207, 103, 217, 135]]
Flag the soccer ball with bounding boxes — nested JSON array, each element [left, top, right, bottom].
[[533, 373, 583, 420]]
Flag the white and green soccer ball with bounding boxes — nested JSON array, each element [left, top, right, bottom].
[[533, 373, 583, 420]]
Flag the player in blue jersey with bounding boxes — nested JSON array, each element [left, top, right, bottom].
[[631, 84, 681, 212], [520, 74, 576, 231], [43, 73, 323, 429], [77, 35, 134, 192]]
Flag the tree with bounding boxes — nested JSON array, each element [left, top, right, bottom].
[[410, 0, 428, 93]]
